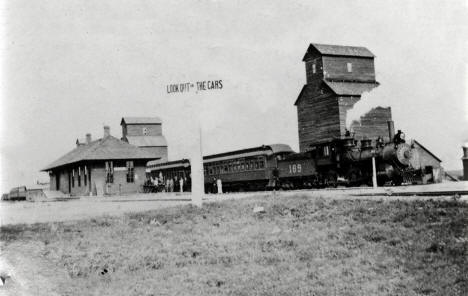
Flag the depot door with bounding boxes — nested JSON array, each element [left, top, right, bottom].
[[68, 171, 71, 193]]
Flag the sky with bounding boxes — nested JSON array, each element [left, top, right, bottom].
[[0, 0, 467, 192]]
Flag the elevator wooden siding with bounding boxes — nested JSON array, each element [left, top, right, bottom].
[[322, 56, 375, 82], [297, 85, 341, 152]]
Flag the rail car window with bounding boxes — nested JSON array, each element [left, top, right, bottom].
[[347, 62, 352, 72], [259, 160, 265, 168]]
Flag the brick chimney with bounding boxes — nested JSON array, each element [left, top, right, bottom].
[[104, 126, 110, 138], [86, 133, 92, 144]]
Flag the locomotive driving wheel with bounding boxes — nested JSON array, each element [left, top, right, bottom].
[[325, 171, 338, 188], [346, 168, 362, 186]]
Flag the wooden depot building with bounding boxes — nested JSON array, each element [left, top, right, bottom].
[[42, 117, 168, 196]]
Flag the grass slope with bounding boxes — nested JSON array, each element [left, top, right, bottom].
[[1, 194, 467, 296]]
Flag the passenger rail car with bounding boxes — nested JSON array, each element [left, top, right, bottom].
[[146, 144, 294, 193], [203, 144, 294, 192], [146, 159, 191, 192], [146, 159, 191, 181]]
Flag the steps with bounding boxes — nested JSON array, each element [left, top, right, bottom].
[[42, 190, 70, 199]]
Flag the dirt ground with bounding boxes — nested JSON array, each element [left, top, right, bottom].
[[1, 182, 467, 226], [0, 193, 467, 296]]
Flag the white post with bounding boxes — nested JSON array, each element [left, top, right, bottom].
[[190, 123, 204, 207], [372, 156, 377, 189]]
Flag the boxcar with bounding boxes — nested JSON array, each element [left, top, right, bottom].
[[7, 186, 28, 201]]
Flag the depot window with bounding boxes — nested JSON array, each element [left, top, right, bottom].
[[126, 161, 134, 183], [105, 161, 114, 183], [84, 166, 88, 186], [72, 169, 75, 187], [323, 146, 330, 157], [347, 62, 352, 72], [78, 167, 81, 187]]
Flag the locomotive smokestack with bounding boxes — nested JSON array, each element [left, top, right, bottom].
[[387, 120, 395, 141]]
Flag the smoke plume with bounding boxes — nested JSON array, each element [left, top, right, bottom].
[[345, 84, 391, 131]]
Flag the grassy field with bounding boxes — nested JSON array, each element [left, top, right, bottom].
[[1, 194, 467, 296]]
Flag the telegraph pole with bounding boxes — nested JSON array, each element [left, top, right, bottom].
[[190, 123, 204, 207]]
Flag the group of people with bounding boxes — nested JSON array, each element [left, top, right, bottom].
[[147, 173, 190, 193], [210, 178, 223, 194]]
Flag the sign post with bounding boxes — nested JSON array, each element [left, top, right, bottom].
[[167, 80, 222, 206]]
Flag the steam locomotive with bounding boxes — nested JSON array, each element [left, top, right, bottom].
[[146, 126, 422, 192], [275, 130, 419, 189]]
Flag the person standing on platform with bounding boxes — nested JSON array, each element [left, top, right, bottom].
[[217, 178, 222, 194], [212, 177, 217, 194], [170, 177, 175, 192]]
